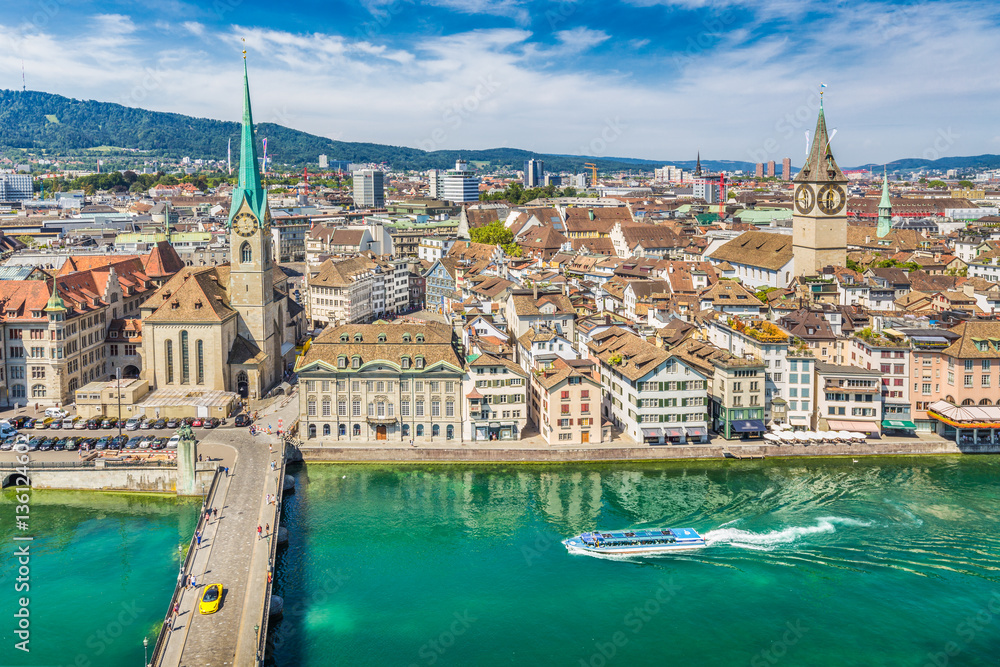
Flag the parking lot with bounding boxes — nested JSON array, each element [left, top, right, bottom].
[[0, 413, 252, 456]]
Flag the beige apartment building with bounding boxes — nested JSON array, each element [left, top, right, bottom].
[[464, 352, 528, 441], [295, 321, 465, 442], [529, 357, 604, 445]]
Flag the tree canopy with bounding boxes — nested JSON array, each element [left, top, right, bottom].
[[469, 221, 523, 257]]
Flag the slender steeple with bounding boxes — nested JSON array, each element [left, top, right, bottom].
[[877, 166, 892, 238], [229, 57, 268, 226], [44, 278, 66, 314], [695, 151, 702, 177], [794, 98, 846, 184]]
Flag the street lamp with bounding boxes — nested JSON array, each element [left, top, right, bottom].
[[143, 635, 148, 666], [116, 367, 123, 439], [201, 482, 206, 509], [178, 544, 182, 577]]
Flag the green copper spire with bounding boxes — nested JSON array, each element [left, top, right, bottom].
[[44, 279, 66, 313], [228, 58, 268, 227], [877, 166, 892, 238]]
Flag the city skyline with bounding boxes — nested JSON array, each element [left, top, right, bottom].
[[0, 1, 998, 166]]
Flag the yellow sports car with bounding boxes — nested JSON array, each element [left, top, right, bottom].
[[199, 583, 223, 614]]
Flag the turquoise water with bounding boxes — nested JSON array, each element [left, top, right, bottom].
[[0, 490, 199, 667], [270, 458, 1000, 667]]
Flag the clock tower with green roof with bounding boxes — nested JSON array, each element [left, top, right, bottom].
[[227, 58, 280, 396]]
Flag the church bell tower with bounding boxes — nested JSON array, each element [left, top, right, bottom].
[[792, 95, 848, 276], [227, 57, 279, 391]]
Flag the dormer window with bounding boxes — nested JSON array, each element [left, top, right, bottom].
[[110, 331, 118, 338], [402, 333, 411, 342], [378, 334, 387, 343], [415, 356, 425, 369], [340, 333, 349, 342], [337, 355, 347, 368], [401, 356, 411, 369], [354, 334, 363, 342], [352, 356, 361, 369], [415, 334, 424, 343], [171, 301, 180, 309]]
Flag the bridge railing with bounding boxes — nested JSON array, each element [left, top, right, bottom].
[[148, 466, 224, 666], [0, 459, 177, 469], [253, 441, 288, 664]]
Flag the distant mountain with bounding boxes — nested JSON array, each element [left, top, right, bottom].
[[852, 154, 1000, 173], [0, 88, 757, 173]]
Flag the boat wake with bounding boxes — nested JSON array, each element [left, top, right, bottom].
[[704, 517, 871, 551]]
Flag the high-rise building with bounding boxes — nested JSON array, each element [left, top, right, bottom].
[[427, 169, 443, 199], [766, 160, 776, 178], [0, 174, 33, 202], [781, 158, 791, 181], [442, 160, 480, 203], [353, 169, 385, 208], [792, 101, 848, 276], [755, 163, 764, 178], [318, 155, 328, 169], [694, 175, 720, 204], [524, 159, 544, 187]]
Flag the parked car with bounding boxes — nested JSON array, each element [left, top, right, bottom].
[[203, 418, 220, 429], [192, 418, 204, 427], [125, 417, 141, 431], [151, 437, 167, 450], [0, 438, 14, 451], [45, 407, 68, 420], [26, 438, 40, 451], [39, 438, 56, 451], [93, 437, 110, 450], [234, 414, 251, 427], [140, 419, 153, 430], [138, 436, 154, 449], [182, 417, 196, 426], [9, 416, 31, 428], [86, 418, 102, 430], [111, 435, 128, 449], [64, 437, 80, 451], [23, 418, 36, 429], [153, 419, 166, 430], [80, 437, 97, 449], [127, 436, 145, 449], [166, 418, 180, 429], [73, 418, 87, 430], [34, 418, 50, 430], [101, 419, 114, 429], [52, 438, 66, 451], [166, 434, 181, 449]]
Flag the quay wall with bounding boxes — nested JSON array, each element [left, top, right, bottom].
[[294, 440, 999, 463], [5, 464, 216, 493]]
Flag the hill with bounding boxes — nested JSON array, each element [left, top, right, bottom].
[[0, 89, 756, 173]]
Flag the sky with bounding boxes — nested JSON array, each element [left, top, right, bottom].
[[0, 0, 998, 167]]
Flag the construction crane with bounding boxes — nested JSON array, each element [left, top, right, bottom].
[[718, 172, 726, 218], [584, 163, 597, 185]]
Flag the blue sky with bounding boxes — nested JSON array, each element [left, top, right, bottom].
[[1, 0, 998, 166]]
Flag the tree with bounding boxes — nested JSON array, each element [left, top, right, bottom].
[[958, 180, 974, 189], [846, 258, 862, 272], [469, 221, 523, 257], [928, 180, 947, 188]]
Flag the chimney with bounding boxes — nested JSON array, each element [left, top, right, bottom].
[[533, 284, 538, 300]]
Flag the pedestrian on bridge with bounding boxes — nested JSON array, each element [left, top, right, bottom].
[[257, 524, 262, 540]]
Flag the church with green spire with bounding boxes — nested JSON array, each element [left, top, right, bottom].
[[139, 61, 302, 403], [877, 167, 893, 238]]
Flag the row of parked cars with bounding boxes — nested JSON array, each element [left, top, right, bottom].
[[6, 414, 226, 431], [0, 433, 183, 452]]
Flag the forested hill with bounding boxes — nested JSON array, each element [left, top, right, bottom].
[[0, 88, 751, 173]]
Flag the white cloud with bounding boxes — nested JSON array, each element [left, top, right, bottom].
[[182, 21, 206, 37], [2, 2, 1000, 165]]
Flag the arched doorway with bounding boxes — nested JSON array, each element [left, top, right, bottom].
[[123, 365, 140, 379], [3, 472, 28, 489], [376, 425, 387, 440], [236, 371, 249, 398]]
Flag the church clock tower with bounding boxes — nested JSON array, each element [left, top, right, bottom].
[[227, 59, 280, 393], [792, 95, 848, 276]]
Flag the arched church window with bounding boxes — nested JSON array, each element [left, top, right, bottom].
[[241, 242, 252, 263], [180, 331, 189, 384]]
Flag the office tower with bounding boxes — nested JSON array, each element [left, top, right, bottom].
[[353, 169, 385, 208], [524, 159, 544, 187]]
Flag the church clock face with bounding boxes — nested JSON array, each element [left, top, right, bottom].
[[794, 185, 815, 215], [233, 212, 258, 237], [816, 184, 846, 215]]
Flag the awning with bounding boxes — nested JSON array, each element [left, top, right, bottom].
[[642, 428, 662, 439], [828, 420, 880, 433], [663, 427, 685, 438], [882, 419, 917, 430], [732, 419, 766, 433], [686, 426, 708, 437]]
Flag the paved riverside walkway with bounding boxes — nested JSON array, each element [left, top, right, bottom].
[[154, 397, 298, 667]]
